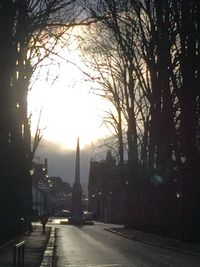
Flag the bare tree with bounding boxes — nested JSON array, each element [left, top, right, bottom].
[[0, 0, 81, 241], [81, 0, 200, 239]]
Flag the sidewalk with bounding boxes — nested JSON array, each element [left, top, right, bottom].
[[0, 224, 52, 267], [106, 227, 200, 257]]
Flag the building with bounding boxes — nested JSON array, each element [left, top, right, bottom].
[[31, 159, 49, 219], [31, 159, 72, 218], [32, 186, 45, 220], [48, 176, 72, 215], [88, 151, 125, 223]]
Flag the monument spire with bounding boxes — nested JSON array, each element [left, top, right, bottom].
[[75, 137, 80, 184], [71, 137, 83, 224]]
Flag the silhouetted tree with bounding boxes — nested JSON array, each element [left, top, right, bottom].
[[0, 0, 77, 242], [81, 0, 200, 239]]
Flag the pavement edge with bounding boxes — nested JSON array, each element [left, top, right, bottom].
[[105, 228, 200, 258], [40, 227, 56, 267]]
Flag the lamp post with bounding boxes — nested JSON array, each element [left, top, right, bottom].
[[27, 167, 35, 232], [30, 167, 35, 219], [97, 191, 101, 221]]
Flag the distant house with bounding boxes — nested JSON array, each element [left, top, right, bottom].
[[88, 151, 125, 223], [48, 176, 72, 215], [32, 185, 45, 220], [31, 159, 73, 217]]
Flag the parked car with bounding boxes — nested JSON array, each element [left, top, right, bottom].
[[54, 210, 71, 218], [83, 211, 94, 224]]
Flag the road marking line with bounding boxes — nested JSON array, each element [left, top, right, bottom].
[[66, 265, 121, 267], [89, 265, 121, 267]]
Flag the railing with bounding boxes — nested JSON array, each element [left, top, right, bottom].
[[13, 241, 25, 267]]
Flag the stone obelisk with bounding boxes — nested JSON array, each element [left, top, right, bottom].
[[71, 137, 83, 224]]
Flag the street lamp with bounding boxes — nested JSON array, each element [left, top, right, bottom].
[[30, 168, 34, 176], [30, 167, 38, 218], [28, 167, 35, 232], [97, 191, 101, 220]]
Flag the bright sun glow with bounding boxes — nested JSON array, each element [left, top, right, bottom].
[[28, 32, 112, 150]]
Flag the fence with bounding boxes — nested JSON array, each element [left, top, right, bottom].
[[13, 241, 25, 267]]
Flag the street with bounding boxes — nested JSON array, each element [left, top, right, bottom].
[[50, 221, 200, 267]]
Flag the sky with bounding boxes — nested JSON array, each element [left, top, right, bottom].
[[28, 29, 112, 189]]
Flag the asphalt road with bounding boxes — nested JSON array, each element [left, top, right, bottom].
[[52, 221, 200, 267]]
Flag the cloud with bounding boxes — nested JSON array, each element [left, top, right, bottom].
[[34, 138, 91, 190], [34, 136, 114, 194]]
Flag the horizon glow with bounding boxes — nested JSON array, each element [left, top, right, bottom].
[[28, 33, 112, 151]]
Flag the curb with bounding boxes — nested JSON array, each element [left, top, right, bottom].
[[40, 227, 56, 267], [105, 228, 200, 258]]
